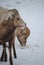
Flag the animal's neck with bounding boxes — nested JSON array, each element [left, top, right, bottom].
[[2, 27, 16, 42]]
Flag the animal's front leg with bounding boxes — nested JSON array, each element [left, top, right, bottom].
[[10, 34, 17, 58], [0, 41, 2, 45], [0, 48, 4, 61], [0, 43, 7, 62], [9, 41, 13, 65], [12, 37, 17, 58], [13, 42, 17, 58]]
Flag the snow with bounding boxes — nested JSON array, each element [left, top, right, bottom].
[[0, 0, 44, 65]]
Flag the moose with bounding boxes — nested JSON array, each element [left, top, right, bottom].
[[0, 7, 30, 65]]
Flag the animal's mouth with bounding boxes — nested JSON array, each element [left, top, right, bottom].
[[20, 45, 26, 49], [15, 22, 26, 28], [21, 44, 26, 46], [20, 41, 26, 46], [15, 25, 26, 28]]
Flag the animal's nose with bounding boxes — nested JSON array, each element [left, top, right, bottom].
[[25, 23, 26, 25]]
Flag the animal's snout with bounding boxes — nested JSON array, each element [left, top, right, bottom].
[[25, 23, 26, 25], [21, 43, 26, 46]]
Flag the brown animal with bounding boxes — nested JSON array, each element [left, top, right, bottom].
[[16, 26, 30, 46], [0, 26, 30, 63], [0, 7, 26, 65], [13, 26, 30, 58]]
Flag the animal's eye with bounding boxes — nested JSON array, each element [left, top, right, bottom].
[[17, 18, 20, 20]]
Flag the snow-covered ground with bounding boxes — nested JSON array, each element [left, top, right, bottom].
[[0, 0, 44, 65]]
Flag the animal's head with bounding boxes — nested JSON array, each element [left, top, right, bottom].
[[9, 9, 26, 27], [17, 26, 30, 46]]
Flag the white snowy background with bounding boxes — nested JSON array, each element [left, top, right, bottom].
[[0, 0, 44, 65]]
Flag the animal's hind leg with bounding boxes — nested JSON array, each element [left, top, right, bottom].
[[9, 40, 13, 65], [0, 42, 7, 62]]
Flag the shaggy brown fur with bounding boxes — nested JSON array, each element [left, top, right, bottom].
[[0, 26, 30, 63], [16, 26, 30, 46], [0, 7, 26, 65], [13, 26, 30, 58]]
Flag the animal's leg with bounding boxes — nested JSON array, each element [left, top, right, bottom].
[[9, 41, 13, 65], [0, 48, 4, 61], [0, 41, 2, 45], [13, 42, 17, 58], [0, 43, 7, 62], [12, 37, 17, 58], [3, 47, 7, 62]]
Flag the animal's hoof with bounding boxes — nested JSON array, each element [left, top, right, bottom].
[[0, 42, 2, 45], [0, 58, 3, 62], [14, 56, 17, 58], [10, 60, 13, 65], [4, 59, 7, 62], [14, 54, 17, 58], [10, 62, 13, 65], [4, 53, 7, 62]]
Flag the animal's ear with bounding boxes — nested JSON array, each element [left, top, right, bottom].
[[8, 17, 14, 22], [8, 11, 15, 21], [9, 9, 18, 15], [11, 12, 15, 18], [10, 11, 15, 18]]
